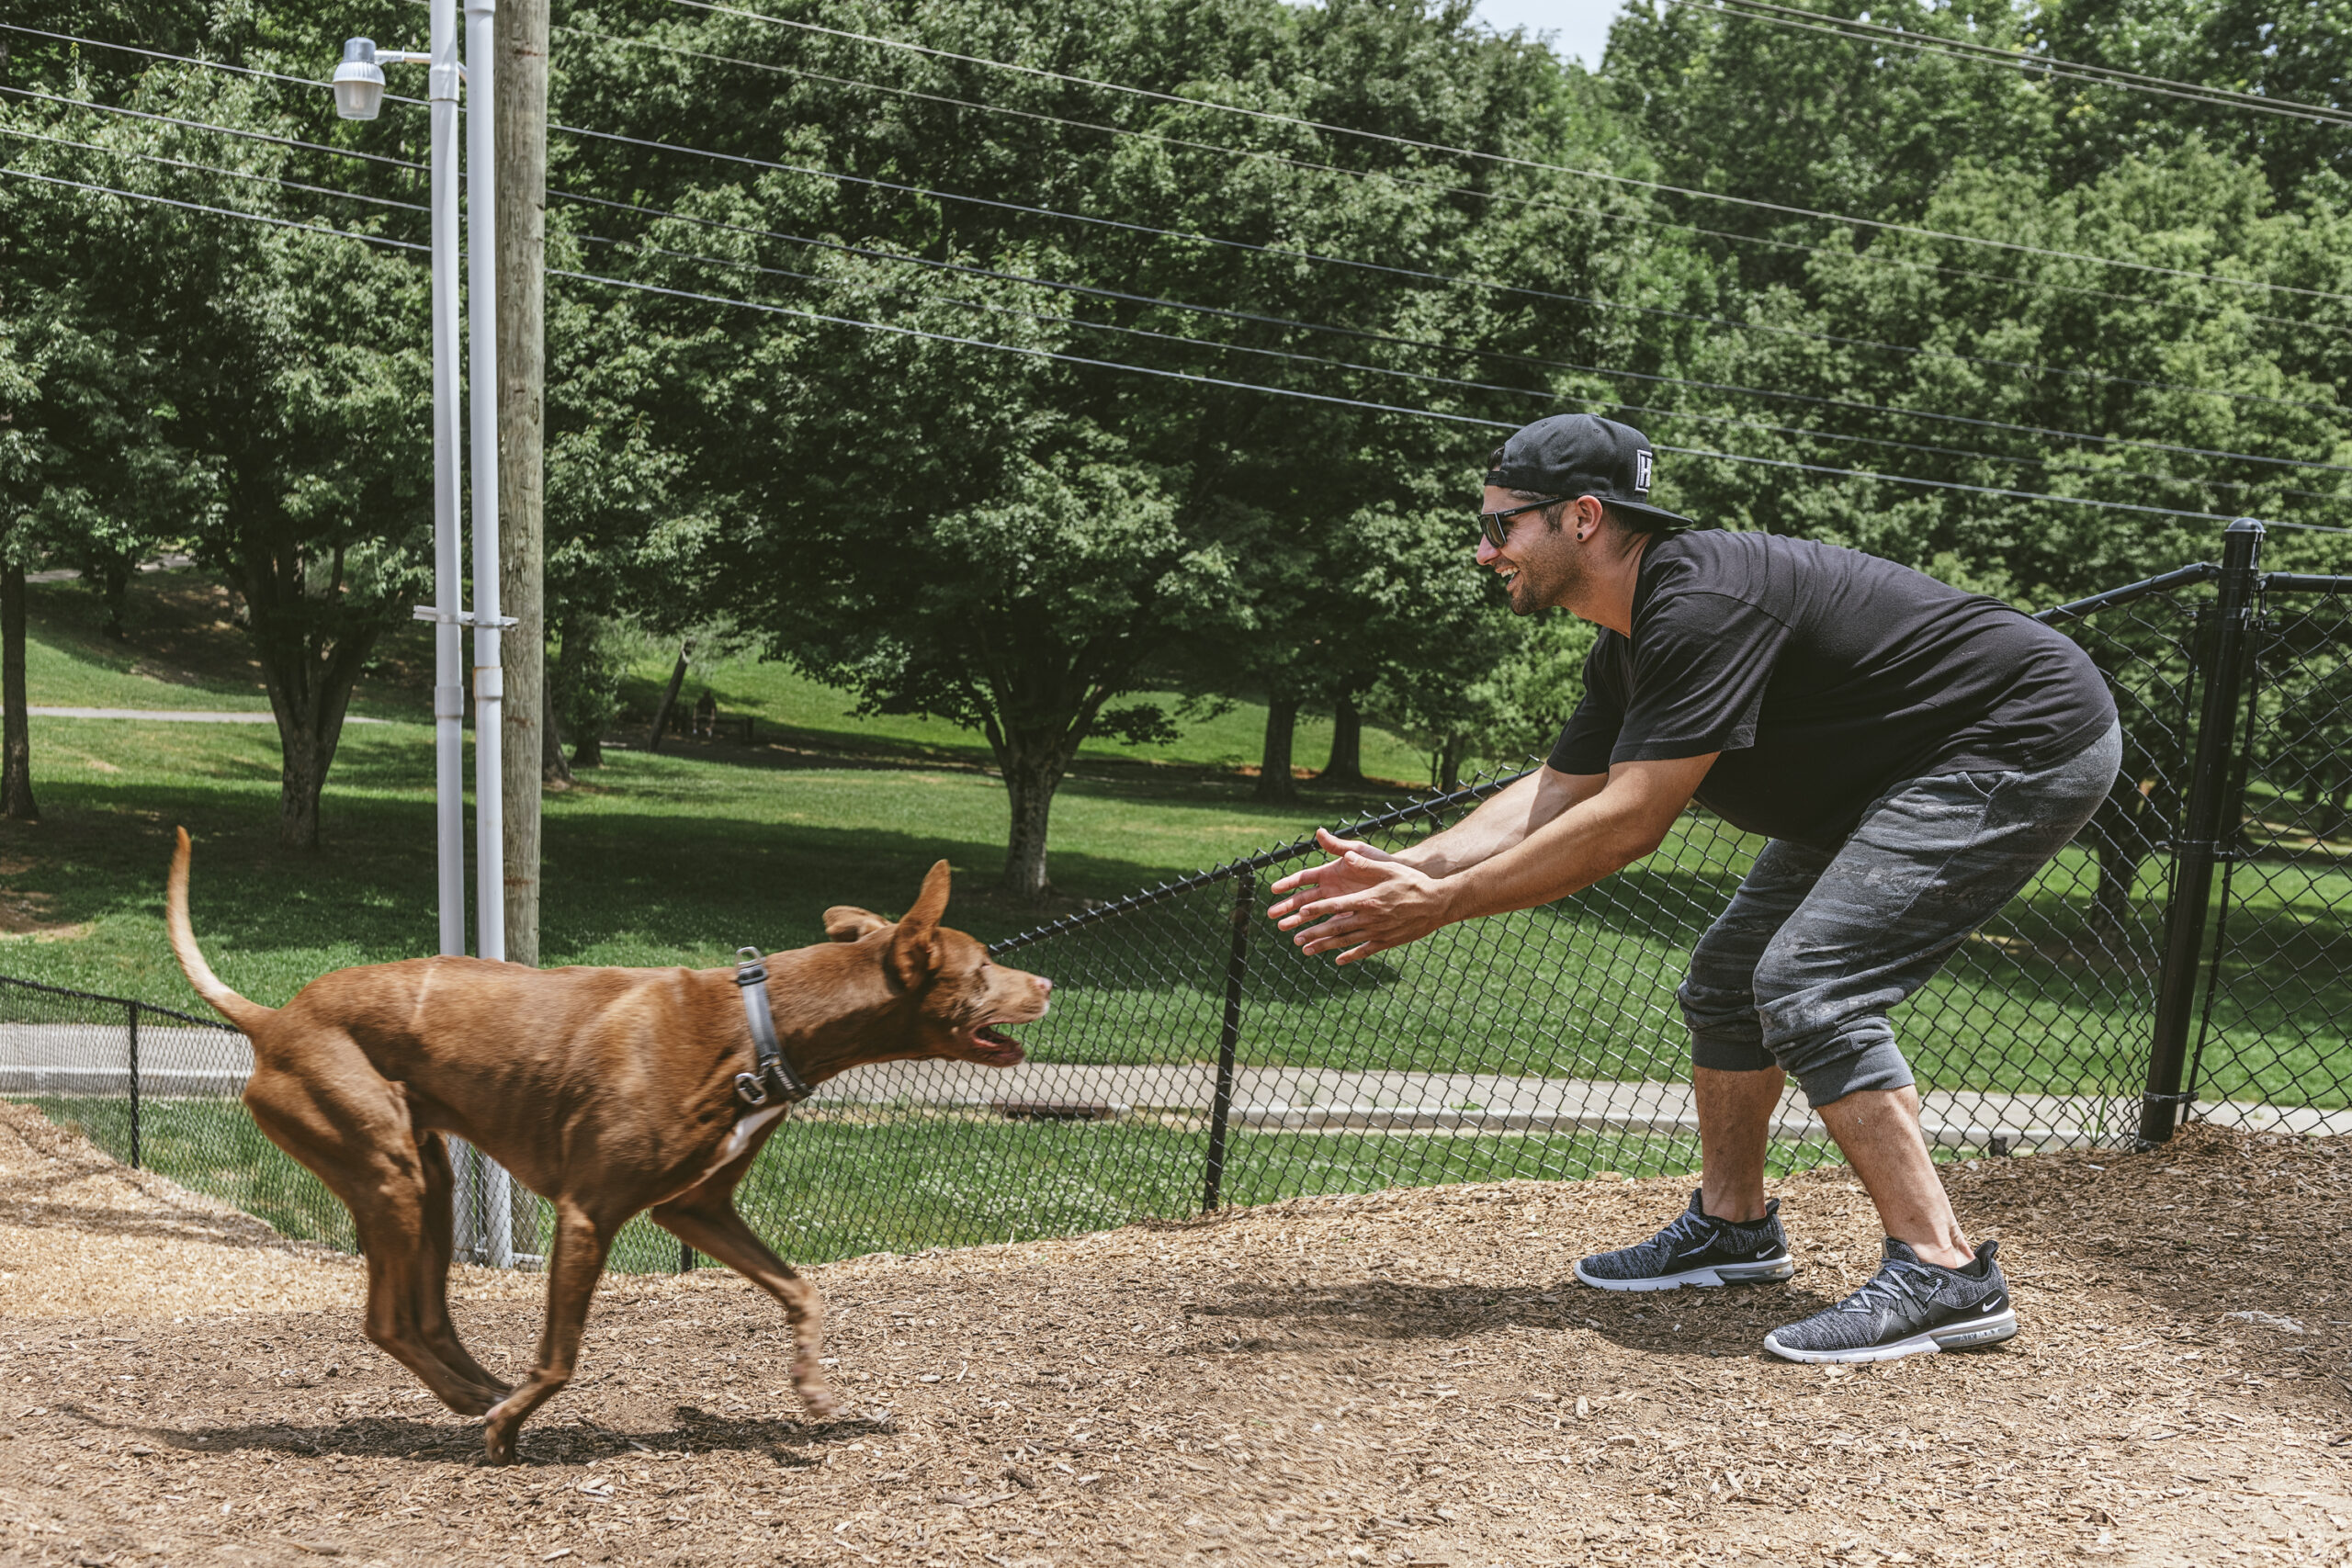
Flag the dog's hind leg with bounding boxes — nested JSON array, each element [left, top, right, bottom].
[[410, 1130, 513, 1402], [481, 1195, 616, 1466], [243, 1068, 507, 1416], [650, 1188, 841, 1420]]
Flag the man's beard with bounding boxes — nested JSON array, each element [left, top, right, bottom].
[[1505, 544, 1584, 615]]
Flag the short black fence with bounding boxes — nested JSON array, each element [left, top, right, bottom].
[[8, 520, 2349, 1272]]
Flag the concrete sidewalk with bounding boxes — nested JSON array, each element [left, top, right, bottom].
[[30, 707, 387, 724], [4, 1023, 2334, 1152]]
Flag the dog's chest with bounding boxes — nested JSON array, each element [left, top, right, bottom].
[[702, 1105, 787, 1179]]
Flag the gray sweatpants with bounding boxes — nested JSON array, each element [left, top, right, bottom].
[[1676, 720, 2122, 1108]]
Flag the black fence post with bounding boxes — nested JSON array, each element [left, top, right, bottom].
[[1202, 870, 1253, 1213], [2142, 519, 2265, 1146], [127, 1000, 141, 1171]]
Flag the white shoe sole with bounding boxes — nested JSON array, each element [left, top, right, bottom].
[[1574, 1256, 1796, 1292], [1762, 1308, 2018, 1363]]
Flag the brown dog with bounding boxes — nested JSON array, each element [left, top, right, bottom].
[[164, 828, 1049, 1463]]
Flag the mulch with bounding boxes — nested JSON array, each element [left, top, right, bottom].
[[3, 1106, 2349, 1567]]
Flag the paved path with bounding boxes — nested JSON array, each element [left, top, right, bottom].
[[30, 707, 386, 724], [3, 1024, 2337, 1152]]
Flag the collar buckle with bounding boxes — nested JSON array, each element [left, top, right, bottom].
[[734, 946, 812, 1110]]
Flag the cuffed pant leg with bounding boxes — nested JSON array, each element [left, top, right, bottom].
[[1756, 722, 2124, 1109], [1678, 838, 1834, 1076]]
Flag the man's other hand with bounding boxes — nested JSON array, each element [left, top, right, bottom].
[[1265, 829, 1446, 965]]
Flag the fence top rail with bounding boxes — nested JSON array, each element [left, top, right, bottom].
[[0, 973, 221, 1030], [992, 555, 2228, 958], [2259, 572, 2352, 595], [2031, 561, 2218, 625], [989, 769, 1534, 954]]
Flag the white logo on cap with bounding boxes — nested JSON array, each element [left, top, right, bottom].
[[1635, 450, 1654, 494]]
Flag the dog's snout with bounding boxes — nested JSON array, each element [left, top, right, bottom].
[[1035, 976, 1053, 996]]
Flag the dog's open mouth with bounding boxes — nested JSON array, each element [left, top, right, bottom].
[[960, 1023, 1025, 1066]]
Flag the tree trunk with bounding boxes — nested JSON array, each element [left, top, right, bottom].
[[540, 673, 572, 788], [99, 557, 132, 640], [1254, 694, 1299, 802], [645, 643, 690, 753], [497, 0, 549, 970], [1317, 689, 1367, 786], [2, 562, 36, 822], [985, 702, 1091, 903], [277, 719, 334, 852], [557, 614, 605, 768], [229, 543, 382, 853], [2088, 786, 2151, 943], [1437, 732, 1467, 792], [1001, 755, 1060, 901]]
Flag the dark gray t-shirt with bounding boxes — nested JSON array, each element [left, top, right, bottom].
[[1547, 530, 2117, 847]]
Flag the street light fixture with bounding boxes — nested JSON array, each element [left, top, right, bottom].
[[329, 5, 520, 1269]]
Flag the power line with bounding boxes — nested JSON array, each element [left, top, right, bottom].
[[28, 18, 2333, 334], [547, 18, 2319, 336], [676, 0, 2352, 306], [555, 263, 2267, 526], [581, 228, 2346, 506], [0, 155, 2286, 528], [18, 21, 2338, 417], [556, 189, 2352, 479], [1675, 0, 2352, 130], [12, 73, 2338, 478], [555, 118, 2351, 427], [0, 123, 428, 217], [0, 164, 427, 254], [0, 20, 433, 110], [0, 84, 425, 174]]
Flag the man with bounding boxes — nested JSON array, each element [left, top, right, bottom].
[[1266, 413, 2119, 1364]]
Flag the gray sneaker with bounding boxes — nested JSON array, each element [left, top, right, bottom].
[[1762, 1237, 2017, 1363], [1573, 1190, 1796, 1292]]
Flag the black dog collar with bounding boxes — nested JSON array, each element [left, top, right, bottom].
[[733, 947, 813, 1110]]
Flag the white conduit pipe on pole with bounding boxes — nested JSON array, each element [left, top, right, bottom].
[[465, 0, 515, 1271], [428, 0, 464, 966], [427, 0, 493, 1267]]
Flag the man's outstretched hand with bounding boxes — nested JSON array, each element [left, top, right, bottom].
[[1264, 829, 1455, 965]]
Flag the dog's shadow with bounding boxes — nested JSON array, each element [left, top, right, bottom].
[[63, 1402, 884, 1466]]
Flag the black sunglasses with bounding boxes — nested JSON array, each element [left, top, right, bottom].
[[1478, 494, 1566, 550]]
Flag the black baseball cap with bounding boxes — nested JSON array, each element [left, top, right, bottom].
[[1484, 414, 1693, 531]]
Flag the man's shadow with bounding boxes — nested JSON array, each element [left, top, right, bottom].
[[1196, 1278, 1849, 1361]]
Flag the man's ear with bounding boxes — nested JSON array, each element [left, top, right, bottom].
[[890, 860, 952, 988], [823, 907, 892, 942]]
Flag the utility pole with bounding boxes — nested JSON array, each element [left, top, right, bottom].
[[495, 0, 548, 969]]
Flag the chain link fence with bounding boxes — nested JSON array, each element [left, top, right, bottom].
[[6, 523, 2344, 1271]]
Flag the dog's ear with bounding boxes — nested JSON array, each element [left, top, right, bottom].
[[823, 907, 892, 942], [890, 860, 952, 987]]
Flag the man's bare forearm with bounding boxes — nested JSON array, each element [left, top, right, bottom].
[[1432, 755, 1717, 923], [1394, 769, 1600, 876]]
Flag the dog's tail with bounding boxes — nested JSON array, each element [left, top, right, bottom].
[[166, 827, 276, 1037]]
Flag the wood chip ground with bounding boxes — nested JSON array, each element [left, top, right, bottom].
[[2, 1100, 2348, 1565]]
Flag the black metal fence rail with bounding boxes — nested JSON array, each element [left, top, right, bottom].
[[0, 974, 357, 1245], [8, 521, 2351, 1272]]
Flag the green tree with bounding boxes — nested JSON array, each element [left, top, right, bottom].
[[5, 54, 433, 849]]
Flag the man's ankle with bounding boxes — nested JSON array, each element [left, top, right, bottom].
[[1700, 1189, 1770, 1225], [1909, 1238, 1976, 1270]]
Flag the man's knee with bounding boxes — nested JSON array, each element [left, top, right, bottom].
[[1678, 975, 1776, 1074], [1749, 946, 1916, 1103], [1764, 1012, 1915, 1106]]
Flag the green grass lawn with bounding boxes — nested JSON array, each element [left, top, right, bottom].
[[612, 631, 1435, 784], [11, 565, 2352, 1272], [25, 1093, 1830, 1271]]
